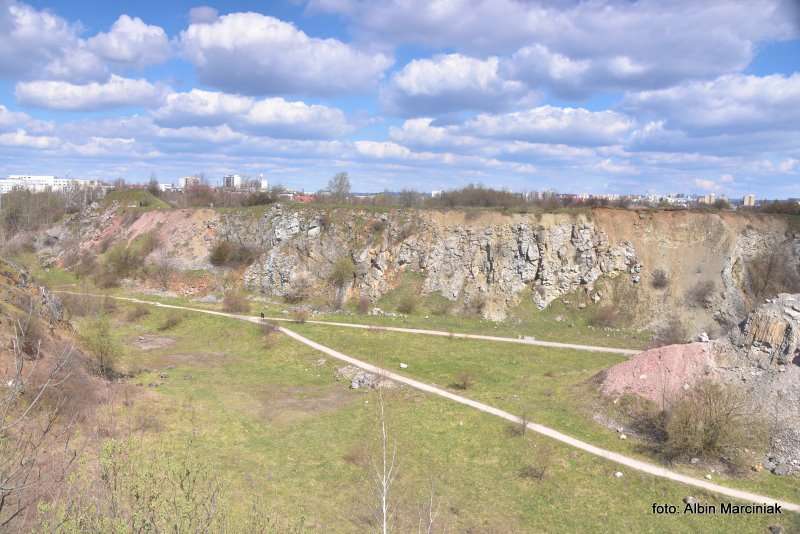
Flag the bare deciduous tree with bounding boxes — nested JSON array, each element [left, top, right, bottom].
[[370, 388, 397, 534], [1, 321, 76, 529], [328, 172, 351, 202]]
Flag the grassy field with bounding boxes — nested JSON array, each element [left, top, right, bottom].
[[286, 322, 800, 505], [66, 300, 797, 532]]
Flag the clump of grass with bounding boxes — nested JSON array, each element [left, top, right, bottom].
[[125, 305, 150, 322], [158, 312, 184, 331]]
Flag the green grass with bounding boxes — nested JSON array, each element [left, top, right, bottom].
[[103, 189, 170, 210], [286, 322, 800, 505], [67, 302, 798, 532]]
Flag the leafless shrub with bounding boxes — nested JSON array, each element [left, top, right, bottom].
[[369, 219, 388, 235], [465, 294, 486, 316], [149, 253, 175, 290], [290, 309, 308, 324], [357, 295, 371, 314], [222, 292, 250, 313], [1, 327, 77, 529], [650, 315, 687, 347], [650, 269, 669, 290], [209, 240, 258, 267], [589, 306, 619, 328], [72, 252, 97, 279], [15, 309, 44, 358], [661, 381, 766, 467], [745, 247, 800, 304], [283, 277, 312, 304], [98, 236, 113, 253], [518, 464, 546, 481], [449, 372, 474, 390], [507, 412, 530, 437], [686, 280, 716, 308], [60, 293, 95, 317]]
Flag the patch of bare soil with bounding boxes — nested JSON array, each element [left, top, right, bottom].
[[132, 334, 176, 351], [260, 385, 354, 424]]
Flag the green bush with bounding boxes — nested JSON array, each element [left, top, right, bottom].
[[329, 256, 355, 288], [81, 314, 121, 378], [158, 312, 184, 331], [396, 291, 417, 314]]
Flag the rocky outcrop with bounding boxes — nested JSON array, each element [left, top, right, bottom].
[[41, 203, 800, 323], [600, 295, 800, 473], [732, 294, 800, 367], [237, 206, 639, 319]]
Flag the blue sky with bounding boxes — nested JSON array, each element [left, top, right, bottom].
[[0, 0, 799, 197]]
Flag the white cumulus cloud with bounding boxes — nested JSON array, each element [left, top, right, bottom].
[[383, 53, 536, 116], [88, 15, 171, 67], [179, 12, 392, 96], [624, 73, 800, 134], [15, 75, 168, 111], [152, 89, 350, 139]]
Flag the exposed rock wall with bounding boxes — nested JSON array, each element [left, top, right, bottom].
[[236, 206, 639, 319], [40, 203, 800, 323]]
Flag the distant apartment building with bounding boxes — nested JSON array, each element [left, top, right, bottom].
[[178, 176, 201, 189], [0, 175, 101, 194], [223, 174, 243, 189], [743, 194, 756, 207], [699, 193, 716, 205]]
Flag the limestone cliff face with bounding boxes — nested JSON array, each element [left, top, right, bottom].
[[227, 206, 639, 319], [41, 203, 800, 324]]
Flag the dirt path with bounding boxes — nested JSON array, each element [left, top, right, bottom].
[[58, 292, 637, 355], [64, 291, 800, 512]]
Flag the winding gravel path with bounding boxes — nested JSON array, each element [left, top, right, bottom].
[[58, 291, 800, 512], [59, 292, 637, 355]]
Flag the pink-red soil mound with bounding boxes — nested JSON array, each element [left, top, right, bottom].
[[599, 342, 717, 406]]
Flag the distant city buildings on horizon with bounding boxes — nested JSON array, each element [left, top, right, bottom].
[[0, 173, 773, 209]]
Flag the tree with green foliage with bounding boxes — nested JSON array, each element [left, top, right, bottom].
[[81, 314, 120, 378]]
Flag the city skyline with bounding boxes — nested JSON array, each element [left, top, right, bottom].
[[0, 1, 798, 196]]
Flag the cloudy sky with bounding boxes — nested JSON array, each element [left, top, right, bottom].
[[1, 0, 799, 197]]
